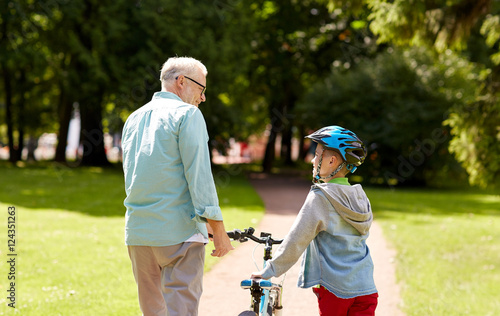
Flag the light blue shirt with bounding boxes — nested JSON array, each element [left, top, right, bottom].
[[122, 92, 223, 246]]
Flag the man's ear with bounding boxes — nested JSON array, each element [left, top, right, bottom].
[[176, 76, 184, 88]]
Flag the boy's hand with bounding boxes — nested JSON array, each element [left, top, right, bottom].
[[251, 270, 269, 280]]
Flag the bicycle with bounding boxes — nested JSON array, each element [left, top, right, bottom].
[[227, 227, 285, 316]]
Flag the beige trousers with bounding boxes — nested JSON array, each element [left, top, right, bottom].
[[128, 242, 205, 316]]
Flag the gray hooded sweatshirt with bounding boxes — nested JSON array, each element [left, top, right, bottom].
[[260, 180, 377, 299]]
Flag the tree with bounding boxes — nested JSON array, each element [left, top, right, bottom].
[[298, 46, 479, 185], [99, 0, 258, 159], [242, 0, 377, 171], [0, 0, 260, 166], [362, 0, 499, 186], [0, 1, 57, 163]]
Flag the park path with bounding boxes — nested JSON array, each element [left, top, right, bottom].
[[199, 173, 404, 315]]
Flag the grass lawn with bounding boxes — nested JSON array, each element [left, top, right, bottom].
[[0, 163, 264, 315], [366, 187, 500, 316], [1, 162, 498, 315]]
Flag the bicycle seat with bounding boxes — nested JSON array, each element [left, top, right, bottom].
[[240, 279, 273, 290]]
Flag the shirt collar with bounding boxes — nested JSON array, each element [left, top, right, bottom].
[[328, 177, 351, 186], [152, 91, 183, 102]]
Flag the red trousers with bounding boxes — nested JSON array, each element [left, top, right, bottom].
[[313, 286, 378, 316]]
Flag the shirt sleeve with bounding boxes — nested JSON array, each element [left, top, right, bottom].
[[260, 188, 330, 280], [178, 108, 223, 223]]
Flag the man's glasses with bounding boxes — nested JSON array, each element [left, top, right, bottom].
[[177, 75, 206, 95]]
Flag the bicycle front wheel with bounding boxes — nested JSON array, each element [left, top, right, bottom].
[[265, 304, 273, 316], [237, 311, 257, 316]]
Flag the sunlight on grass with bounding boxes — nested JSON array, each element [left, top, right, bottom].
[[2, 162, 497, 315], [366, 187, 500, 316], [0, 205, 139, 316], [468, 194, 500, 204], [0, 163, 264, 315]]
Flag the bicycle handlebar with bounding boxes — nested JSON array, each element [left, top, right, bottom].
[[226, 227, 283, 245]]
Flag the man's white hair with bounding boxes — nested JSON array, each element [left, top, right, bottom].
[[160, 57, 207, 85]]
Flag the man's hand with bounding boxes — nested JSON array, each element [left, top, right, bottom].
[[206, 220, 234, 257]]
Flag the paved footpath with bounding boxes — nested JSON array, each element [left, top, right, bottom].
[[199, 173, 404, 315]]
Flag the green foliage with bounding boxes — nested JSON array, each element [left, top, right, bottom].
[[192, 1, 260, 143], [1, 0, 261, 162], [368, 0, 492, 52], [93, 0, 259, 146], [481, 14, 500, 64], [0, 1, 58, 137], [368, 186, 500, 315], [363, 0, 500, 187], [243, 0, 378, 169], [297, 46, 476, 185], [1, 0, 498, 187], [321, 0, 365, 15], [444, 75, 500, 188]]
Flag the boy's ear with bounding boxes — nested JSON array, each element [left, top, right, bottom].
[[329, 153, 337, 165]]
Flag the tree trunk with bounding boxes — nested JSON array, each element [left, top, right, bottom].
[[262, 128, 277, 173], [281, 85, 297, 166], [298, 124, 308, 161], [2, 63, 18, 163], [264, 103, 296, 170], [27, 135, 37, 161], [262, 104, 287, 172], [55, 89, 72, 163], [15, 72, 26, 162], [79, 94, 110, 167], [281, 123, 293, 165]]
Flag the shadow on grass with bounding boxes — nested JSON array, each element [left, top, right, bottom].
[[0, 161, 264, 217]]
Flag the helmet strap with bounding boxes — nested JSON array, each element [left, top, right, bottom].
[[313, 151, 324, 183], [328, 162, 347, 179], [346, 164, 357, 173], [313, 152, 347, 183]]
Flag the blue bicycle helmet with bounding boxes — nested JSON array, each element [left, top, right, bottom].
[[306, 126, 367, 182]]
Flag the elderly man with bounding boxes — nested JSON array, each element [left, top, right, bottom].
[[122, 57, 233, 316]]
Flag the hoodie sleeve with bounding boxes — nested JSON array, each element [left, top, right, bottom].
[[260, 187, 331, 280]]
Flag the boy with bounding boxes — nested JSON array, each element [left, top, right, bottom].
[[251, 126, 378, 316]]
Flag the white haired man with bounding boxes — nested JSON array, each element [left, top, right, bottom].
[[122, 57, 234, 316]]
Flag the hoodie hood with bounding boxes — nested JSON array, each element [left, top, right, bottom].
[[314, 183, 372, 235]]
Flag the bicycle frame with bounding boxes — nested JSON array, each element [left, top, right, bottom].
[[240, 278, 275, 315], [226, 227, 284, 316]]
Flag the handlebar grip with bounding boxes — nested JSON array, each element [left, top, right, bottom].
[[227, 229, 241, 240], [224, 227, 283, 244]]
